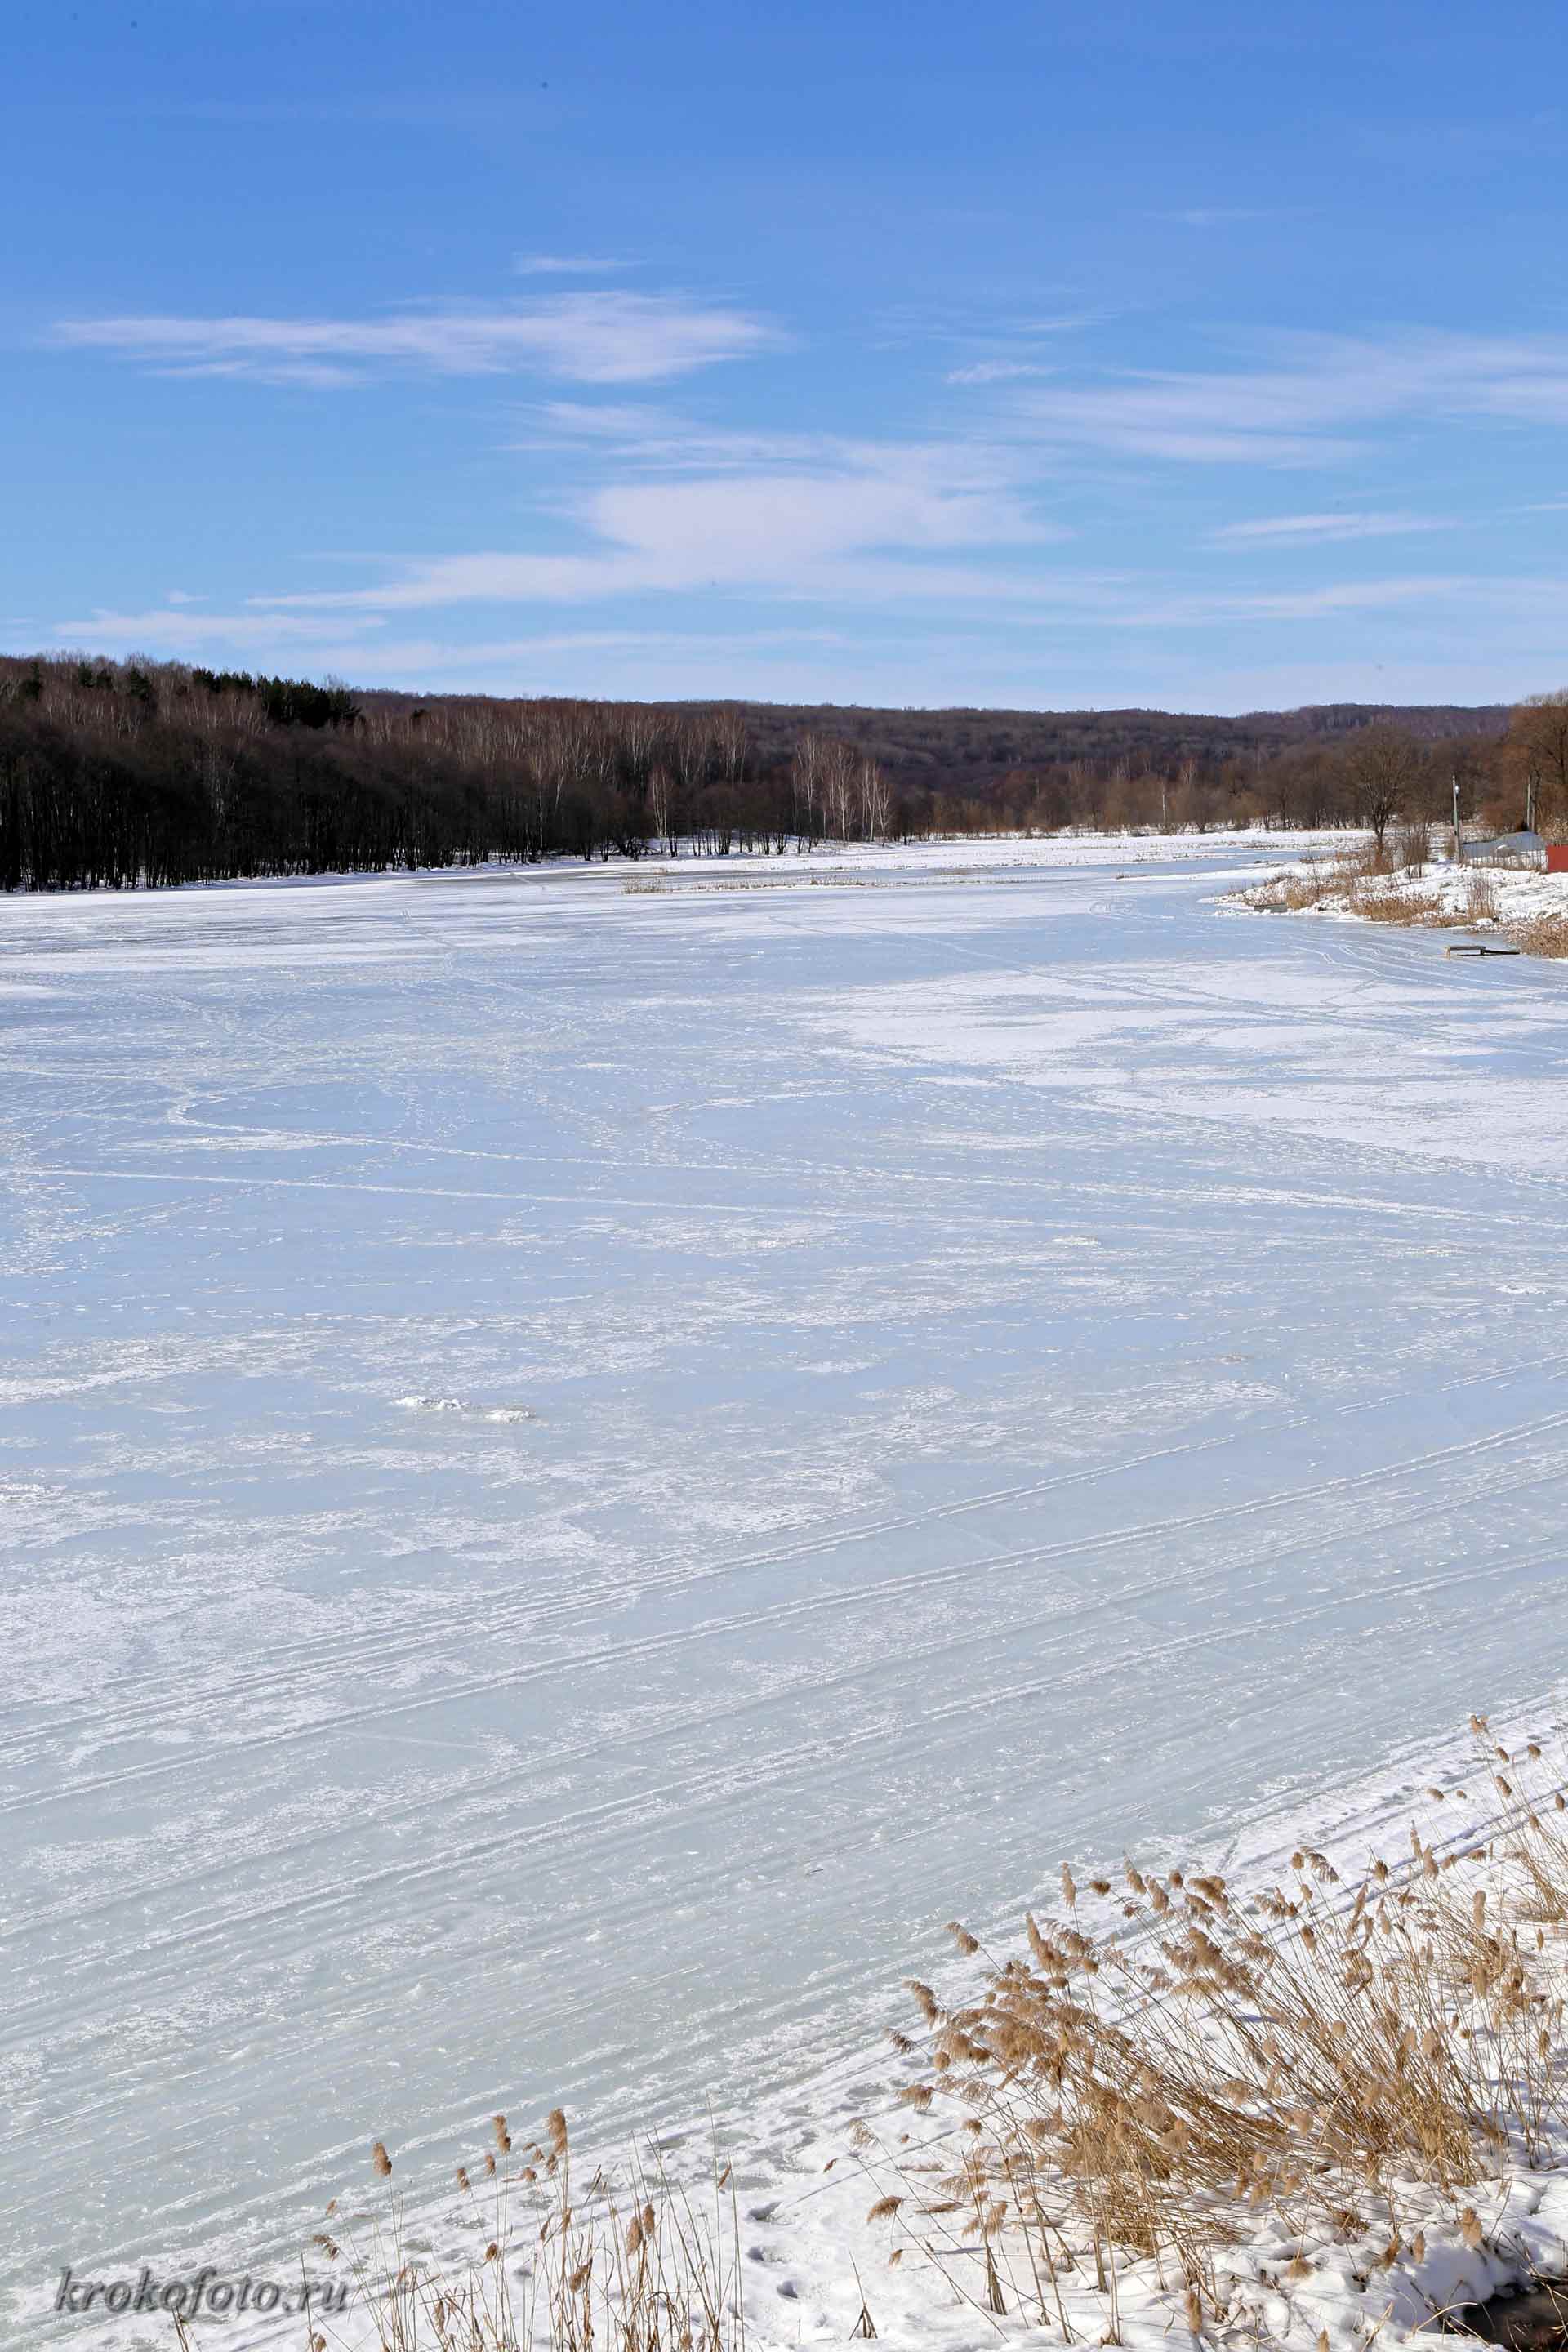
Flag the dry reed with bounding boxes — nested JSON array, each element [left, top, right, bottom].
[[1388, 820, 1431, 875], [1464, 868, 1501, 922], [862, 1723, 1568, 2340], [296, 1727, 1568, 2352], [1505, 912, 1568, 957], [1242, 844, 1568, 950], [311, 2109, 746, 2352]]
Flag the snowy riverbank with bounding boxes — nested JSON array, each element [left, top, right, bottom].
[[1226, 848, 1568, 956], [47, 1705, 1568, 2352]]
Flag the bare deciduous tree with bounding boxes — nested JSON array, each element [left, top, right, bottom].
[[1505, 691, 1568, 835], [858, 756, 890, 843], [1344, 725, 1424, 854]]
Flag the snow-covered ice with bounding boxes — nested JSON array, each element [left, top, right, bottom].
[[6, 832, 1568, 2343]]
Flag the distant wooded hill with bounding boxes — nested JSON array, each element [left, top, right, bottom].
[[0, 648, 1535, 891], [628, 694, 1511, 784]]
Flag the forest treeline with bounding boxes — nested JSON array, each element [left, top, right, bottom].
[[0, 648, 1561, 892]]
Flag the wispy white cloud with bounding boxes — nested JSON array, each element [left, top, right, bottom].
[[341, 626, 849, 670], [47, 310, 1568, 699], [1013, 313, 1110, 334], [936, 311, 1111, 388], [514, 405, 847, 470], [524, 399, 683, 442], [1206, 510, 1454, 546], [980, 329, 1568, 465], [45, 614, 847, 675], [512, 254, 634, 276], [1107, 575, 1476, 626], [945, 360, 1059, 387], [1155, 207, 1288, 229], [51, 608, 387, 652], [252, 435, 1068, 616], [518, 408, 1017, 484], [158, 357, 367, 390], [231, 356, 1568, 628], [71, 572, 1568, 668], [52, 293, 777, 386], [1097, 574, 1568, 635]]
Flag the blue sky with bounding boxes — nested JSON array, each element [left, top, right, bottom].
[[6, 0, 1568, 712]]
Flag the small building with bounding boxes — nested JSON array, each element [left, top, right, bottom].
[[1455, 827, 1547, 869]]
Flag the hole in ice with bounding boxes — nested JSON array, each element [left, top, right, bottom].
[[1449, 2283, 1568, 2350]]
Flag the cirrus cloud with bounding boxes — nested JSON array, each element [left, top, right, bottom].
[[511, 253, 634, 276], [247, 432, 1068, 615], [51, 292, 778, 386], [1206, 510, 1454, 546], [972, 329, 1568, 465]]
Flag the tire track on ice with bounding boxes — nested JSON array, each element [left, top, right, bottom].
[[7, 1446, 1566, 1993], [5, 1526, 1559, 2042], [7, 1394, 1568, 1813], [5, 1356, 1565, 1775]]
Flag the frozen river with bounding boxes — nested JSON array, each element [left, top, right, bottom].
[[5, 835, 1568, 2332]]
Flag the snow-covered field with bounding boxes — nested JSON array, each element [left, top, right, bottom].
[[7, 830, 1568, 2347]]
